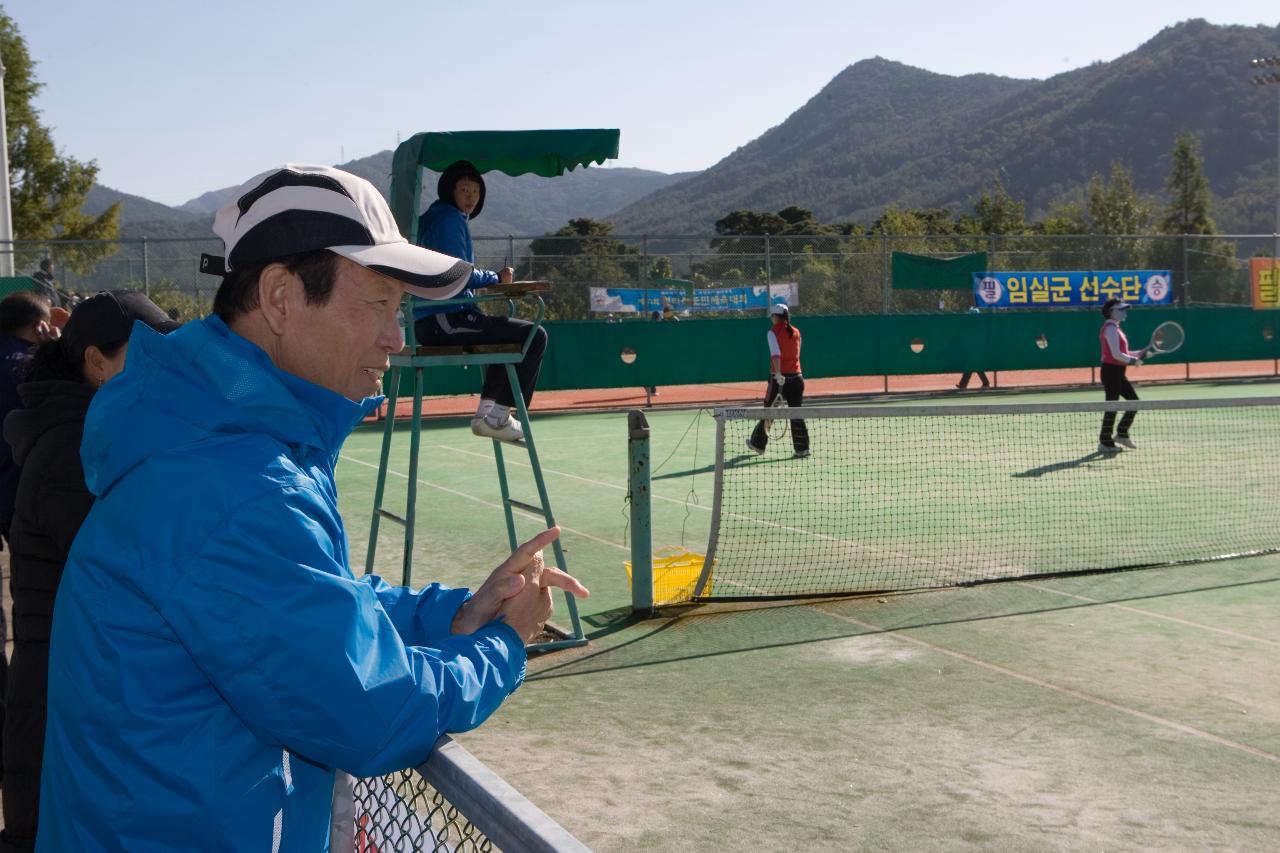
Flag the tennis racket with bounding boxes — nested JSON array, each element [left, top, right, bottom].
[[762, 386, 788, 440], [1144, 321, 1185, 357]]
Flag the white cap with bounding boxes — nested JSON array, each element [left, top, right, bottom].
[[209, 164, 473, 300], [769, 303, 790, 316]]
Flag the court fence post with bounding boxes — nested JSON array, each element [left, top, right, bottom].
[[627, 409, 653, 615]]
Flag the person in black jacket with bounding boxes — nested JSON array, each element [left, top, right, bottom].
[[0, 291, 178, 850]]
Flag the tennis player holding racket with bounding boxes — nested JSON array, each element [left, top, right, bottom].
[[747, 303, 810, 458], [1097, 298, 1149, 453]]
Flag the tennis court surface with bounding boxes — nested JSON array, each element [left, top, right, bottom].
[[343, 379, 1280, 852]]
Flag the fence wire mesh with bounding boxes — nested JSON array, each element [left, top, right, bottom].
[[352, 769, 494, 852], [345, 736, 589, 853], [8, 232, 1279, 322]]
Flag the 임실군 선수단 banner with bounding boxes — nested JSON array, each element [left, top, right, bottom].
[[972, 270, 1172, 308]]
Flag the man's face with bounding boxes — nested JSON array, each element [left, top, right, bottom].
[[452, 177, 482, 217], [275, 258, 405, 401]]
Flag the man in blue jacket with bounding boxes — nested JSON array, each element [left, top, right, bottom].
[[38, 165, 588, 852]]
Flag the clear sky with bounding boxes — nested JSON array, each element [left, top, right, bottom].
[[5, 1, 1277, 206]]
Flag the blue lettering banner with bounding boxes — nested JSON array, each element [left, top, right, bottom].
[[589, 284, 799, 315], [972, 271, 1173, 308]]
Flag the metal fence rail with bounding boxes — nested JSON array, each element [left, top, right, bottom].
[[5, 232, 1276, 321], [345, 736, 590, 853]]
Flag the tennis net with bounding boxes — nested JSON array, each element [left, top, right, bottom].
[[697, 396, 1280, 600]]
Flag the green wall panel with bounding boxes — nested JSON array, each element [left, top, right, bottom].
[[388, 307, 1280, 398]]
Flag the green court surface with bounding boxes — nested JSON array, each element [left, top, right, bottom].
[[339, 379, 1280, 852]]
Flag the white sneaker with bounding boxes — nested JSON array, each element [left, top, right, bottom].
[[793, 449, 811, 459], [472, 414, 524, 443], [746, 437, 765, 455], [1098, 442, 1122, 454], [1115, 436, 1137, 449]]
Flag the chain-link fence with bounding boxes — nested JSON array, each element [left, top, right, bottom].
[[346, 736, 589, 852], [9, 232, 1279, 322]]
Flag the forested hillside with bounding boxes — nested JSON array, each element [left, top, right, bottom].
[[609, 20, 1280, 234]]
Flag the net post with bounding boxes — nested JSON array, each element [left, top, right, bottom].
[[694, 412, 726, 598], [627, 410, 654, 614]]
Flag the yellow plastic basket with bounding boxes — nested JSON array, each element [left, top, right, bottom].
[[625, 547, 712, 605]]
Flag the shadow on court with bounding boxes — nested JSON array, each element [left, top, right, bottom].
[[1011, 450, 1117, 476], [529, 563, 1280, 682]]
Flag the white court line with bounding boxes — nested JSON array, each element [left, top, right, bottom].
[[339, 454, 628, 552], [429, 443, 1276, 624], [352, 447, 1280, 647], [810, 602, 1280, 765], [1017, 582, 1280, 647]]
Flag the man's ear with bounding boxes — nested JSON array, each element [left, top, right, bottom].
[[257, 263, 299, 337]]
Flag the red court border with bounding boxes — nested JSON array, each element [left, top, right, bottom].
[[368, 360, 1280, 422]]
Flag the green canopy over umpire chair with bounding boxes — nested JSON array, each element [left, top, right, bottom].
[[367, 129, 620, 652]]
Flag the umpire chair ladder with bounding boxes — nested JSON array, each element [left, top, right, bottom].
[[365, 285, 585, 652]]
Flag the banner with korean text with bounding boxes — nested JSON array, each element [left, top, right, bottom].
[[1250, 258, 1280, 309], [972, 270, 1173, 309], [589, 283, 799, 314]]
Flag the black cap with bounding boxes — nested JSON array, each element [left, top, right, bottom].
[[61, 291, 182, 361]]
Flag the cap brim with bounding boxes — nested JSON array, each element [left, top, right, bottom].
[[331, 242, 473, 300]]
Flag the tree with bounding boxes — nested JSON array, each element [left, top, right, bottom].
[[1, 12, 119, 257], [1154, 132, 1236, 303], [527, 218, 637, 319], [1033, 202, 1087, 235], [869, 207, 958, 236], [1087, 162, 1151, 235], [1158, 132, 1215, 235], [968, 176, 1025, 235]]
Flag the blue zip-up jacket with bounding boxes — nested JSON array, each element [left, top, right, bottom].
[[411, 199, 499, 320], [38, 315, 526, 852]]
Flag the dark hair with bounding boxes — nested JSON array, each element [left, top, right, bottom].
[[213, 250, 341, 323], [0, 291, 51, 334], [773, 306, 796, 338], [24, 336, 128, 384], [39, 258, 53, 273], [437, 160, 486, 219]]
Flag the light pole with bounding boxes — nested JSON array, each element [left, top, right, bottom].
[[1249, 56, 1280, 286], [0, 58, 13, 277]]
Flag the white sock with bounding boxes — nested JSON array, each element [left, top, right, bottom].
[[476, 399, 496, 419]]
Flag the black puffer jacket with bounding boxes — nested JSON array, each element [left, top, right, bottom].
[[1, 380, 95, 847]]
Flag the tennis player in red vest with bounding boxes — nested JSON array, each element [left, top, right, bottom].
[[1098, 298, 1150, 453], [747, 303, 810, 458]]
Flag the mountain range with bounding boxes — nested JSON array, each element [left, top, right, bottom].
[[85, 19, 1280, 241], [610, 19, 1280, 234]]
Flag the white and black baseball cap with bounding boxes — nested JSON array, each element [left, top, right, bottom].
[[769, 302, 790, 316], [204, 164, 473, 300]]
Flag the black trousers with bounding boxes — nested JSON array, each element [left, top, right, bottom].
[[415, 311, 548, 409], [749, 375, 809, 453], [1099, 363, 1138, 442], [957, 371, 989, 388]]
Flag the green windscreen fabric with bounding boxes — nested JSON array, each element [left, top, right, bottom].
[[0, 277, 40, 299], [891, 251, 988, 290], [390, 130, 620, 238]]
